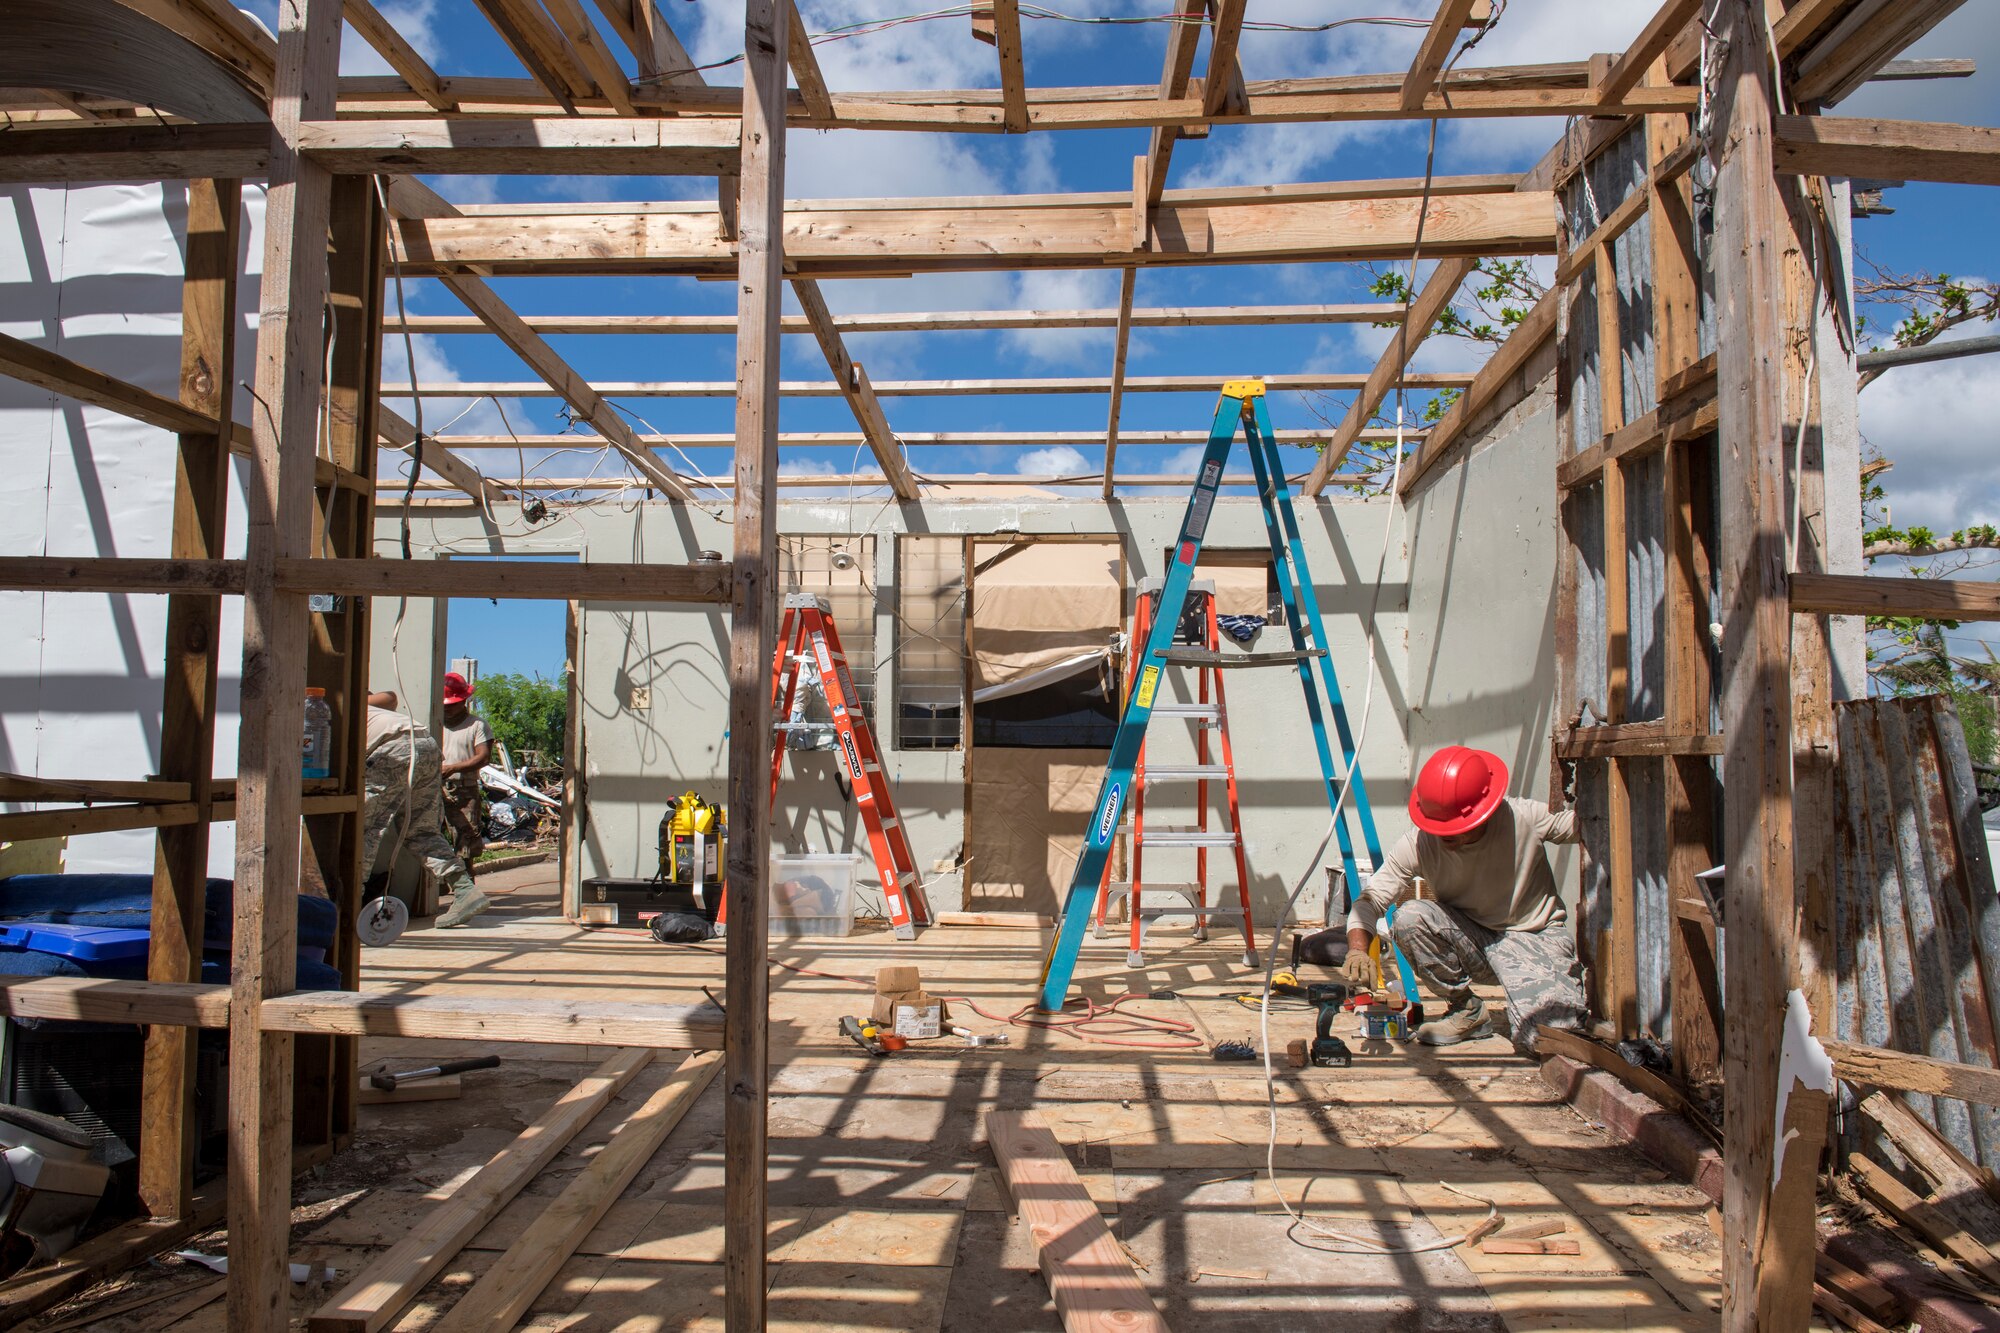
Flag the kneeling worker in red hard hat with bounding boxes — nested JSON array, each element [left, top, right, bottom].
[[1340, 746, 1588, 1051]]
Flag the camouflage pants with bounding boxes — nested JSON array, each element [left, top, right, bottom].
[[363, 735, 475, 900], [441, 773, 485, 867], [1387, 898, 1588, 1052]]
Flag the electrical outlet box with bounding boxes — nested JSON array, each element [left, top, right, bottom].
[[627, 686, 651, 711]]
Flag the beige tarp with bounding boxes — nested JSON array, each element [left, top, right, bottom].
[[970, 541, 1121, 694], [967, 749, 1105, 915], [1200, 560, 1270, 620]]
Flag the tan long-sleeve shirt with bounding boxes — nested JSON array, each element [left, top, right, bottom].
[[1347, 797, 1577, 936]]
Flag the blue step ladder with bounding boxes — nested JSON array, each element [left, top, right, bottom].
[[1036, 379, 1419, 1013]]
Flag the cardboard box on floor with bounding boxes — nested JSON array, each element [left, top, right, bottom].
[[873, 966, 949, 1037]]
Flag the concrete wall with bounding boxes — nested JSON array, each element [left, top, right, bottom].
[[376, 492, 1418, 924], [1401, 340, 1578, 905]]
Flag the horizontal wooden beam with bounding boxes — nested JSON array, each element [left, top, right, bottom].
[[400, 372, 1480, 398], [1557, 360, 1719, 490], [0, 977, 725, 1049], [297, 117, 741, 174], [0, 122, 270, 182], [1774, 115, 2000, 187], [386, 302, 1410, 335], [1790, 571, 2000, 620], [1393, 285, 1561, 497], [387, 192, 1559, 275], [273, 557, 733, 603], [330, 63, 1701, 129], [0, 557, 245, 595], [429, 427, 1424, 448], [399, 471, 1380, 496], [1401, 0, 1481, 112], [0, 774, 193, 803], [1556, 723, 1724, 759], [1824, 1039, 2000, 1107]]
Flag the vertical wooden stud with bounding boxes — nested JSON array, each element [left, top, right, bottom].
[[725, 1, 787, 1326], [561, 597, 586, 921], [140, 175, 241, 1222], [228, 0, 341, 1327]]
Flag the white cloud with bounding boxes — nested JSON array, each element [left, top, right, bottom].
[[1860, 327, 2000, 536], [1017, 445, 1090, 476], [999, 270, 1121, 366], [379, 332, 520, 440]]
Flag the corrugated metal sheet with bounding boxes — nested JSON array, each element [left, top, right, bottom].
[[1833, 695, 2000, 1168], [1578, 757, 1611, 969], [1628, 756, 1670, 1036], [1567, 484, 1606, 717], [1566, 266, 1602, 455], [1625, 451, 1666, 723]]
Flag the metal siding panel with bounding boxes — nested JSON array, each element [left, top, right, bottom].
[[1624, 451, 1666, 723], [1628, 757, 1669, 1036]]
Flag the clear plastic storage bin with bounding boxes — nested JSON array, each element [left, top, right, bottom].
[[769, 853, 859, 937]]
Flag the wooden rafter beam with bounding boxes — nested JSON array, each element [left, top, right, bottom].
[[1773, 115, 2000, 187], [1200, 0, 1248, 118], [782, 0, 833, 120], [386, 190, 1557, 275], [1139, 0, 1205, 206], [1400, 0, 1480, 112], [541, 0, 638, 115], [596, 0, 699, 84], [431, 427, 1427, 448], [1102, 267, 1137, 500], [1789, 572, 2000, 620], [297, 118, 740, 174], [1596, 0, 1701, 102], [385, 302, 1410, 334], [1303, 256, 1474, 495], [470, 0, 584, 111], [376, 405, 510, 507], [397, 371, 1480, 398], [342, 0, 452, 110], [788, 279, 915, 499], [328, 64, 1700, 125], [380, 177, 701, 504], [1790, 0, 1971, 106]]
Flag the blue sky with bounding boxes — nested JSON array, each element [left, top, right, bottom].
[[276, 0, 2000, 670]]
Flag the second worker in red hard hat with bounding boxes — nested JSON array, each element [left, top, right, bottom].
[[1339, 745, 1588, 1050]]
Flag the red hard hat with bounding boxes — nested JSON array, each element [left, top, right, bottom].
[[441, 672, 474, 705], [1409, 746, 1508, 837]]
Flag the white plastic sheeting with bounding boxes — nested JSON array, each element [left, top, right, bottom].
[[0, 181, 268, 875]]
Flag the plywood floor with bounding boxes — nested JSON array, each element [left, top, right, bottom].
[[43, 866, 1732, 1331]]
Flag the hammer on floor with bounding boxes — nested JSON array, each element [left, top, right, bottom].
[[369, 1055, 501, 1092]]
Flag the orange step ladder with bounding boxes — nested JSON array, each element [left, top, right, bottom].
[[723, 593, 930, 939], [1093, 579, 1258, 968]]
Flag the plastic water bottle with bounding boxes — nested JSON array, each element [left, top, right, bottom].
[[302, 688, 333, 779]]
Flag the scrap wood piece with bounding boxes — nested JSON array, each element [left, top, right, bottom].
[[1860, 1089, 2000, 1212], [306, 1047, 653, 1333], [1187, 1265, 1265, 1282], [1849, 1155, 2000, 1290], [1815, 1252, 1901, 1322], [431, 1050, 722, 1332], [1814, 1281, 1898, 1333], [986, 1110, 1170, 1333], [1489, 1219, 1570, 1242], [1479, 1237, 1583, 1255]]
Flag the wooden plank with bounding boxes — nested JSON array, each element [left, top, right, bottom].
[[342, 0, 451, 109], [1140, 0, 1204, 205], [987, 1110, 1169, 1332], [272, 556, 731, 603], [0, 330, 216, 434], [486, 0, 595, 102], [431, 1051, 723, 1331], [401, 371, 1478, 399], [380, 178, 703, 504], [1400, 0, 1481, 112], [299, 117, 739, 174], [0, 977, 232, 1028], [1711, 2, 1806, 1325], [1827, 1040, 2000, 1107], [0, 1180, 225, 1328], [0, 802, 199, 841], [430, 427, 1420, 449], [790, 278, 915, 499], [230, 2, 340, 1326], [387, 191, 1558, 275], [0, 121, 270, 182], [1814, 1283, 1896, 1333], [1596, 0, 1702, 101], [306, 1049, 653, 1333], [991, 0, 1026, 133], [377, 405, 506, 506], [1557, 387, 1717, 491], [1103, 266, 1136, 500], [1306, 256, 1475, 490], [259, 990, 724, 1047], [139, 173, 239, 1225], [387, 302, 1411, 334], [1395, 285, 1559, 496], [1849, 1155, 2000, 1288], [783, 0, 832, 120], [539, 0, 636, 115], [1774, 115, 2000, 187], [726, 5, 786, 1327], [1815, 1254, 1900, 1323], [0, 773, 191, 802], [1791, 0, 1970, 107], [0, 556, 244, 595], [1200, 0, 1248, 119], [936, 910, 1053, 928], [1790, 572, 2000, 621]]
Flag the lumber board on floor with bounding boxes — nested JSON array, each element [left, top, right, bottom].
[[431, 1050, 722, 1330], [1849, 1155, 2000, 1288], [306, 1048, 653, 1333], [987, 1109, 1169, 1333], [0, 1180, 225, 1327]]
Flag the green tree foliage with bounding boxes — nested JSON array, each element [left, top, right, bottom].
[[474, 671, 568, 767]]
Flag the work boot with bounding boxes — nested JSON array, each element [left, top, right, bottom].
[[436, 888, 492, 929], [1414, 998, 1493, 1046]]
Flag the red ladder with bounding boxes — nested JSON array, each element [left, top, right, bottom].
[[721, 593, 930, 939], [1092, 580, 1257, 968]]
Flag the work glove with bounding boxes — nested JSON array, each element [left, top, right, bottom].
[[1340, 947, 1376, 990]]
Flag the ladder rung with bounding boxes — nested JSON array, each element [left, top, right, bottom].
[[1148, 702, 1221, 721], [1140, 764, 1230, 783], [1104, 885, 1247, 919], [1159, 648, 1325, 669], [1135, 826, 1240, 848], [879, 817, 900, 830]]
